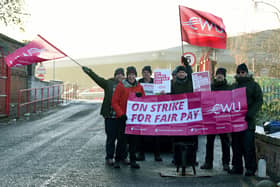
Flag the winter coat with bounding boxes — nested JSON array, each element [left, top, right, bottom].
[[84, 70, 119, 118], [171, 77, 193, 94], [171, 64, 193, 94], [112, 79, 145, 118], [138, 77, 154, 83], [232, 75, 263, 130], [211, 79, 232, 91]]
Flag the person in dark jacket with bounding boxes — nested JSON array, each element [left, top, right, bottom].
[[171, 61, 198, 164], [229, 63, 263, 176], [136, 66, 162, 162], [82, 66, 128, 167], [200, 68, 231, 171], [112, 66, 145, 169], [171, 65, 193, 94]]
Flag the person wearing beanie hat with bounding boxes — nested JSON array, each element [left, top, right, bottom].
[[137, 65, 162, 162], [236, 63, 249, 74], [112, 65, 145, 169], [216, 67, 226, 77], [172, 65, 192, 92], [229, 63, 263, 176], [114, 68, 124, 77], [142, 65, 152, 74], [139, 65, 153, 84], [82, 66, 127, 167], [171, 64, 198, 166], [176, 65, 187, 74], [201, 67, 231, 172], [126, 66, 137, 77]]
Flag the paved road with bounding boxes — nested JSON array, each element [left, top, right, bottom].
[[0, 101, 262, 186]]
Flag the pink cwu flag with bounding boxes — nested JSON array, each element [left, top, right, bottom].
[[179, 5, 227, 49], [5, 35, 67, 67]]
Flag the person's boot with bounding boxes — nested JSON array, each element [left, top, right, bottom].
[[105, 159, 114, 166], [200, 162, 213, 169], [228, 167, 243, 174], [130, 161, 140, 169], [136, 152, 145, 161], [113, 161, 120, 168], [223, 164, 230, 171], [121, 158, 130, 165]]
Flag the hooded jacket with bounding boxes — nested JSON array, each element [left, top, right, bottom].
[[232, 74, 263, 130], [112, 79, 145, 118]]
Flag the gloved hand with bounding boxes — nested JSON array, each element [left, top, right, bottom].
[[82, 66, 92, 74], [135, 92, 142, 97], [181, 56, 190, 67], [120, 114, 128, 122]]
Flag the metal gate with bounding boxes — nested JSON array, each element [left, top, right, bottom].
[[0, 47, 10, 117]]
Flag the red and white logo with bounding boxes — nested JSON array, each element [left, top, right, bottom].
[[183, 52, 196, 67]]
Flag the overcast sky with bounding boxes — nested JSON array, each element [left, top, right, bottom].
[[16, 0, 280, 58]]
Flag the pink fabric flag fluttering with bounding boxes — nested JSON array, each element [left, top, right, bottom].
[[5, 35, 67, 67], [179, 5, 227, 49]]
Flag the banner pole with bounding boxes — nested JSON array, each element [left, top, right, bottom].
[[178, 5, 184, 56], [66, 55, 82, 67]]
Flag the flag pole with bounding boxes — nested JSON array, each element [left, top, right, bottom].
[[178, 5, 184, 57], [66, 55, 82, 67]]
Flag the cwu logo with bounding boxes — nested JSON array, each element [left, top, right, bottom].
[[209, 102, 241, 114], [183, 17, 225, 34]]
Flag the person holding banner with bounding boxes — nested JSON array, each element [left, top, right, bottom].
[[171, 63, 198, 164], [112, 66, 145, 169], [200, 68, 231, 171], [136, 65, 162, 162], [82, 66, 128, 167], [229, 63, 263, 176]]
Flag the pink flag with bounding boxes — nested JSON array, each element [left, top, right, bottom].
[[179, 5, 227, 49], [5, 35, 67, 67]]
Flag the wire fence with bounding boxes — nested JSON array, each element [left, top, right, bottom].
[[262, 85, 280, 103]]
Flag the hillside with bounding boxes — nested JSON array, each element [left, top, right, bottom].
[[40, 28, 280, 89]]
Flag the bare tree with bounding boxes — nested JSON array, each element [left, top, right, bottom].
[[0, 0, 29, 27]]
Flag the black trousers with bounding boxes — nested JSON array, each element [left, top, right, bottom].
[[231, 129, 257, 172], [118, 120, 138, 162], [205, 133, 230, 165], [105, 118, 127, 161], [138, 136, 161, 155]]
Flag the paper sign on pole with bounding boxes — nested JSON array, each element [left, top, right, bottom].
[[153, 69, 171, 94], [192, 71, 211, 92]]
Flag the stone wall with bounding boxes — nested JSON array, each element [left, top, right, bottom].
[[255, 126, 280, 177]]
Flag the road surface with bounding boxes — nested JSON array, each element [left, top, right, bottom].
[[0, 101, 262, 186]]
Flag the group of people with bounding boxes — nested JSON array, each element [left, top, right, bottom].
[[82, 57, 263, 176]]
